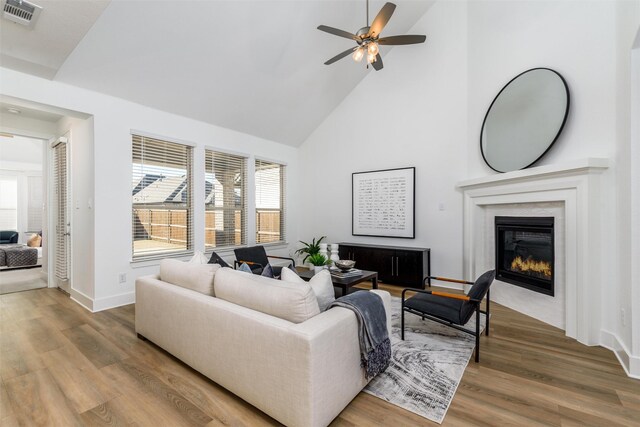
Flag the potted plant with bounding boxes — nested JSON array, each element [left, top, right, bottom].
[[308, 253, 331, 273], [295, 236, 326, 264]]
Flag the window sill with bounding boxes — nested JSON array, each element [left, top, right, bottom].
[[130, 251, 194, 269]]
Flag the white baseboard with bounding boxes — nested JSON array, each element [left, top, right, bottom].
[[69, 289, 135, 313], [92, 291, 135, 312], [600, 329, 640, 379], [70, 288, 94, 312]]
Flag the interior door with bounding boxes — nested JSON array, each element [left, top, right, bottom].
[[52, 138, 70, 293]]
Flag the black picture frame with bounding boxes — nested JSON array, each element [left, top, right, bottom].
[[351, 166, 416, 239]]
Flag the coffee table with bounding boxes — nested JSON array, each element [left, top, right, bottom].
[[297, 269, 378, 297]]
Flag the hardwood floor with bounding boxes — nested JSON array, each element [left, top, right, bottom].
[[1, 285, 638, 426]]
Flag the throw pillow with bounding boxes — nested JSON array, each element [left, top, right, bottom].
[[261, 263, 275, 278], [27, 233, 41, 248], [189, 250, 209, 264], [208, 251, 230, 268], [282, 268, 335, 311], [238, 262, 253, 274]]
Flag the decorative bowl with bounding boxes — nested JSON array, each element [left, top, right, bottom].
[[334, 260, 356, 271]]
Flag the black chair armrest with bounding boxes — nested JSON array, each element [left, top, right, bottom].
[[266, 255, 296, 267]]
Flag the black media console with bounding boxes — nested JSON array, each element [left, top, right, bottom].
[[338, 243, 431, 289]]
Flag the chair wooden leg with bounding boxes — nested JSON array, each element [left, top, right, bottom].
[[475, 306, 480, 363]]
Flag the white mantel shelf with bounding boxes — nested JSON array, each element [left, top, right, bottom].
[[456, 158, 609, 189]]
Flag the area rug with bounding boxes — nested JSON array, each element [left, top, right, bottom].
[[363, 296, 486, 424]]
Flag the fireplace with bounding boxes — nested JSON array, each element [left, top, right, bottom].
[[495, 216, 554, 296]]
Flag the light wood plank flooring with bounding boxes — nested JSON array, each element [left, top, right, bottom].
[[1, 285, 638, 426]]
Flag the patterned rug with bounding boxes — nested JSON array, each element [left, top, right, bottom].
[[364, 296, 486, 424]]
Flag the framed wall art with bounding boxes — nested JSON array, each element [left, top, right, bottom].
[[352, 167, 415, 238]]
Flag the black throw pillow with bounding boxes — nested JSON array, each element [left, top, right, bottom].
[[208, 251, 230, 268]]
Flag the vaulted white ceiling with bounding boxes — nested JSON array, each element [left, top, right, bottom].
[[1, 0, 435, 146]]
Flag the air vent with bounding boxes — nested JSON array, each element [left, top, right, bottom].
[[3, 0, 42, 28]]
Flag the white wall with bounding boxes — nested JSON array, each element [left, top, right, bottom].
[[466, 0, 619, 176], [55, 116, 95, 301], [0, 67, 300, 311], [299, 0, 468, 279]]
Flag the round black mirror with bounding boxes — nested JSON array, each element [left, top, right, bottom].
[[480, 68, 570, 173]]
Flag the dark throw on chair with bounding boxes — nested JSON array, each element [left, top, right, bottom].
[[401, 270, 495, 362], [233, 246, 295, 277]]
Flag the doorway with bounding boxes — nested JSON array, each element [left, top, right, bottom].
[[0, 133, 47, 294]]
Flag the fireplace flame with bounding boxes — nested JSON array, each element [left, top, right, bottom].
[[510, 256, 552, 278]]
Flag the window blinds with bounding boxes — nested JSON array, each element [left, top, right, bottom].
[[0, 177, 17, 230], [53, 142, 68, 281], [205, 149, 247, 249], [27, 175, 43, 232], [132, 134, 193, 259], [255, 159, 285, 244]]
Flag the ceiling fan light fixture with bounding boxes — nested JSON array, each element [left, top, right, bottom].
[[367, 42, 379, 56], [318, 2, 426, 71], [366, 52, 377, 64], [352, 47, 364, 62]]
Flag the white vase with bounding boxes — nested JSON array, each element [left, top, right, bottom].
[[329, 244, 340, 264], [314, 265, 324, 273], [319, 243, 328, 261]]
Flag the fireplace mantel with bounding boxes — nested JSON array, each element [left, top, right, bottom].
[[456, 158, 609, 346], [457, 158, 609, 190]]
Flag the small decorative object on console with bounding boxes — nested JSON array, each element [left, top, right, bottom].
[[334, 259, 356, 271]]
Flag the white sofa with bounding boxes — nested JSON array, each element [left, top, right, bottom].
[[135, 263, 391, 427]]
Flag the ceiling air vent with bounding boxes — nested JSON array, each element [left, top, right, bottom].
[[3, 0, 42, 28]]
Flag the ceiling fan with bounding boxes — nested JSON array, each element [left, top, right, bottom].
[[317, 1, 426, 71]]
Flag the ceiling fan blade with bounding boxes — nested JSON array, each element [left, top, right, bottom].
[[372, 54, 383, 71], [368, 2, 396, 38], [324, 47, 357, 65], [317, 25, 358, 41], [377, 35, 427, 45]]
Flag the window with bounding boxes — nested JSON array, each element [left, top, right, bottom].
[[27, 175, 43, 232], [205, 149, 247, 249], [132, 134, 193, 259], [255, 159, 285, 244], [0, 177, 17, 230]]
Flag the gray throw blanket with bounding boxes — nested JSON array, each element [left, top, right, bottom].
[[328, 291, 391, 379]]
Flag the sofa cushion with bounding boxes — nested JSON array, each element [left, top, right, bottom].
[[214, 267, 320, 323], [281, 268, 335, 311], [159, 259, 220, 296]]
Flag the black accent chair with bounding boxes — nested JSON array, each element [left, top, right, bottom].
[[0, 231, 18, 244], [401, 270, 495, 362], [233, 246, 295, 277]]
